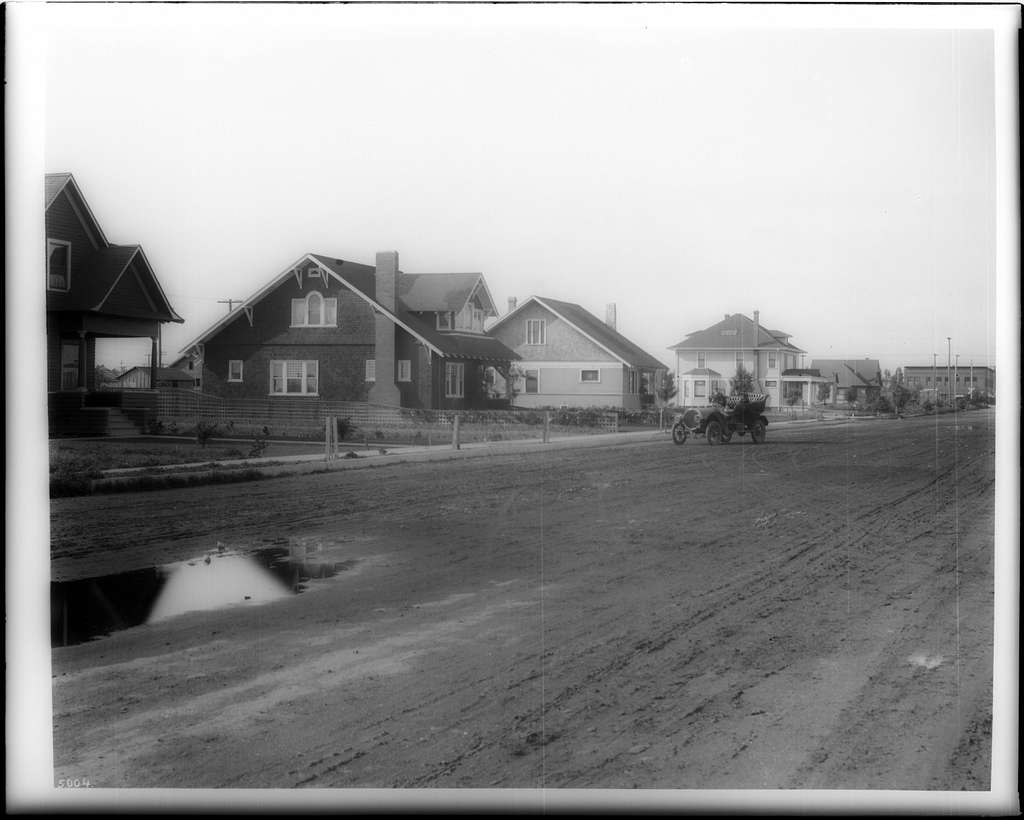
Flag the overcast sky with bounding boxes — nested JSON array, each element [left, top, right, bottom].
[[22, 3, 1020, 374]]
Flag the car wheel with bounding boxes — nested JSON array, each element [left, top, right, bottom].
[[706, 419, 723, 445]]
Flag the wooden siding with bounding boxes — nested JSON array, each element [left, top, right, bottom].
[[102, 265, 158, 318], [44, 190, 100, 311], [493, 301, 611, 362]]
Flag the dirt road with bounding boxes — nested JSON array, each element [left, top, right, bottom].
[[49, 412, 996, 792]]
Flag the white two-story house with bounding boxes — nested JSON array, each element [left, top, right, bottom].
[[667, 312, 806, 408]]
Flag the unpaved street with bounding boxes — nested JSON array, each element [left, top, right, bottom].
[[49, 412, 995, 790]]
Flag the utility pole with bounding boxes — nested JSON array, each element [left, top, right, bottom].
[[932, 353, 937, 401], [946, 337, 951, 404], [954, 353, 960, 399]]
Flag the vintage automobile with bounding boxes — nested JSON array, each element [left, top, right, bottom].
[[671, 393, 769, 445]]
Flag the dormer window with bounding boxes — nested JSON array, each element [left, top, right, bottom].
[[436, 312, 453, 330], [47, 239, 70, 292], [291, 291, 337, 327]]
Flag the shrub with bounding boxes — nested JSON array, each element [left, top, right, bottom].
[[248, 426, 271, 458], [195, 421, 220, 447], [336, 417, 356, 441]]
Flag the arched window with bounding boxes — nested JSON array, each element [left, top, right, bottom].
[[290, 291, 338, 327], [307, 291, 322, 325]]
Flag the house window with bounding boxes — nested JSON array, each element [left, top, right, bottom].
[[768, 352, 777, 369], [397, 360, 411, 382], [47, 239, 71, 292], [228, 360, 243, 382], [436, 312, 453, 330], [270, 360, 318, 395], [290, 291, 337, 327], [580, 369, 600, 383], [365, 360, 376, 382], [628, 369, 639, 393], [445, 362, 464, 398], [526, 319, 546, 345], [524, 369, 539, 394], [694, 379, 707, 398], [697, 352, 706, 369]]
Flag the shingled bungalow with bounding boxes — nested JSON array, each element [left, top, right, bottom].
[[177, 251, 519, 411]]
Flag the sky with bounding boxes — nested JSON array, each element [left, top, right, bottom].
[[17, 2, 1015, 377]]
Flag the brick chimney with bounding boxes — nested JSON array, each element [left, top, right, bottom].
[[605, 303, 617, 331], [369, 251, 401, 406], [508, 296, 518, 314]]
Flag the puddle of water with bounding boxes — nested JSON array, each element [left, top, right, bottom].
[[51, 546, 356, 647]]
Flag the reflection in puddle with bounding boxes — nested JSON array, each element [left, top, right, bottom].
[[147, 553, 291, 623], [51, 546, 357, 647]]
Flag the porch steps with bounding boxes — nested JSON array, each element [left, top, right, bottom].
[[104, 409, 143, 437]]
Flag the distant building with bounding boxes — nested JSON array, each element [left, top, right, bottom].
[[668, 312, 806, 408], [112, 366, 199, 390], [808, 359, 884, 406], [902, 364, 995, 402]]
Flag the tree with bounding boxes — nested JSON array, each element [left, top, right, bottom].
[[656, 371, 678, 405], [500, 363, 525, 402], [730, 363, 755, 395]]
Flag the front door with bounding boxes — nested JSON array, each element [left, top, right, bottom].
[[60, 342, 80, 390]]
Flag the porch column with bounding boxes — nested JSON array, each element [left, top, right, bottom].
[[76, 331, 88, 390], [150, 336, 159, 390]]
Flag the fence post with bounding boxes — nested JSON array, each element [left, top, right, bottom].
[[325, 416, 333, 461], [453, 414, 461, 450], [543, 411, 550, 443]]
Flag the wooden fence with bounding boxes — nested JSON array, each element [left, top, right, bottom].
[[154, 389, 619, 440]]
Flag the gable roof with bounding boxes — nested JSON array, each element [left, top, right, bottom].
[[45, 173, 74, 209], [669, 313, 804, 353], [116, 366, 195, 382], [179, 253, 518, 363], [45, 172, 108, 247], [490, 296, 665, 370], [809, 359, 883, 388], [398, 272, 496, 316], [45, 173, 182, 322]]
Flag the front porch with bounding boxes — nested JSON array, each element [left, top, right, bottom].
[[48, 314, 165, 438], [780, 369, 833, 409], [48, 390, 159, 438]]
